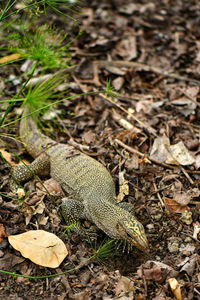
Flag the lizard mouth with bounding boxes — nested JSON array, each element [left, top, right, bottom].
[[131, 236, 149, 251]]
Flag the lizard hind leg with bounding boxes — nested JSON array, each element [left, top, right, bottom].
[[10, 152, 50, 192]]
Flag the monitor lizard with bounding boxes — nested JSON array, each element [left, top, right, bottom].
[[10, 104, 149, 251]]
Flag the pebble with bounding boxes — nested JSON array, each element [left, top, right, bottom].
[[181, 211, 193, 225], [168, 240, 179, 253], [153, 213, 162, 221]]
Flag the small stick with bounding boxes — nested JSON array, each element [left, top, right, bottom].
[[183, 91, 200, 108], [115, 138, 194, 184], [96, 60, 200, 85], [153, 182, 165, 207], [115, 138, 176, 170], [101, 94, 157, 137]]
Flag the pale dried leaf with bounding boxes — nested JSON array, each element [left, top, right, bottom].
[[150, 136, 195, 166], [179, 254, 197, 276], [112, 76, 124, 91], [117, 171, 129, 202], [0, 148, 16, 166], [17, 188, 26, 199], [115, 275, 135, 298], [37, 178, 63, 196], [167, 141, 195, 165], [193, 223, 200, 240], [168, 278, 182, 300], [173, 193, 191, 206], [37, 215, 49, 225], [8, 230, 68, 268], [0, 224, 7, 243], [0, 53, 21, 64]]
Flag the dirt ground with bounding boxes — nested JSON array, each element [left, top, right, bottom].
[[0, 0, 200, 299]]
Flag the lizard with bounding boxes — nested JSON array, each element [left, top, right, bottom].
[[10, 104, 149, 251]]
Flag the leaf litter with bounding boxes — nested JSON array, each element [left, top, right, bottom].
[[0, 0, 200, 299]]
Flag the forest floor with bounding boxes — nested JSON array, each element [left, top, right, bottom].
[[0, 0, 200, 299]]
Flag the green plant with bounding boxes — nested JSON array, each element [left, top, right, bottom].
[[0, 0, 78, 22], [7, 25, 73, 70]]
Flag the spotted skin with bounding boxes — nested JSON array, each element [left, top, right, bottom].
[[11, 104, 149, 251]]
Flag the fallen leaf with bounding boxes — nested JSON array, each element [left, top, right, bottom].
[[168, 278, 182, 300], [0, 224, 7, 243], [37, 215, 49, 226], [193, 223, 200, 240], [23, 197, 46, 225], [150, 135, 195, 166], [8, 230, 68, 268], [164, 197, 190, 214], [0, 253, 24, 269], [0, 53, 21, 64], [117, 171, 129, 202], [142, 265, 163, 282], [167, 141, 195, 165], [112, 76, 124, 91], [172, 193, 191, 206], [178, 254, 197, 276], [0, 148, 16, 166], [115, 275, 135, 299]]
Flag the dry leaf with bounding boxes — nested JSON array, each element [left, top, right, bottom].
[[164, 197, 189, 214], [115, 275, 135, 299], [24, 198, 45, 225], [179, 254, 197, 276], [168, 278, 182, 300], [8, 230, 68, 268], [0, 148, 16, 166], [0, 53, 21, 64], [193, 223, 200, 240], [150, 135, 195, 166], [143, 265, 163, 282], [117, 171, 129, 202], [0, 224, 7, 243], [167, 141, 195, 165]]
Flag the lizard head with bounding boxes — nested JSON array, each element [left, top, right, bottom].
[[116, 214, 149, 251]]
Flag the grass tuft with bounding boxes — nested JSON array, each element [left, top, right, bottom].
[[7, 25, 72, 70]]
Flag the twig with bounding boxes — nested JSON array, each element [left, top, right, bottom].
[[101, 94, 157, 137], [183, 91, 200, 108], [153, 182, 165, 208], [179, 166, 194, 185], [115, 138, 176, 170], [115, 138, 194, 184], [96, 60, 200, 85]]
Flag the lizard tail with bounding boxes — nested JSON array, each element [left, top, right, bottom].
[[19, 103, 55, 158]]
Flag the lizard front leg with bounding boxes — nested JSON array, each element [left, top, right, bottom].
[[62, 198, 98, 240], [10, 152, 50, 192]]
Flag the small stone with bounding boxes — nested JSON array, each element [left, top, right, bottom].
[[181, 211, 193, 225], [184, 237, 192, 243], [112, 77, 124, 91], [153, 213, 162, 221], [155, 256, 161, 261], [183, 251, 191, 256], [168, 240, 179, 253], [146, 223, 155, 231]]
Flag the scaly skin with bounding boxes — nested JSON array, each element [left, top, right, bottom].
[[11, 104, 149, 251]]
